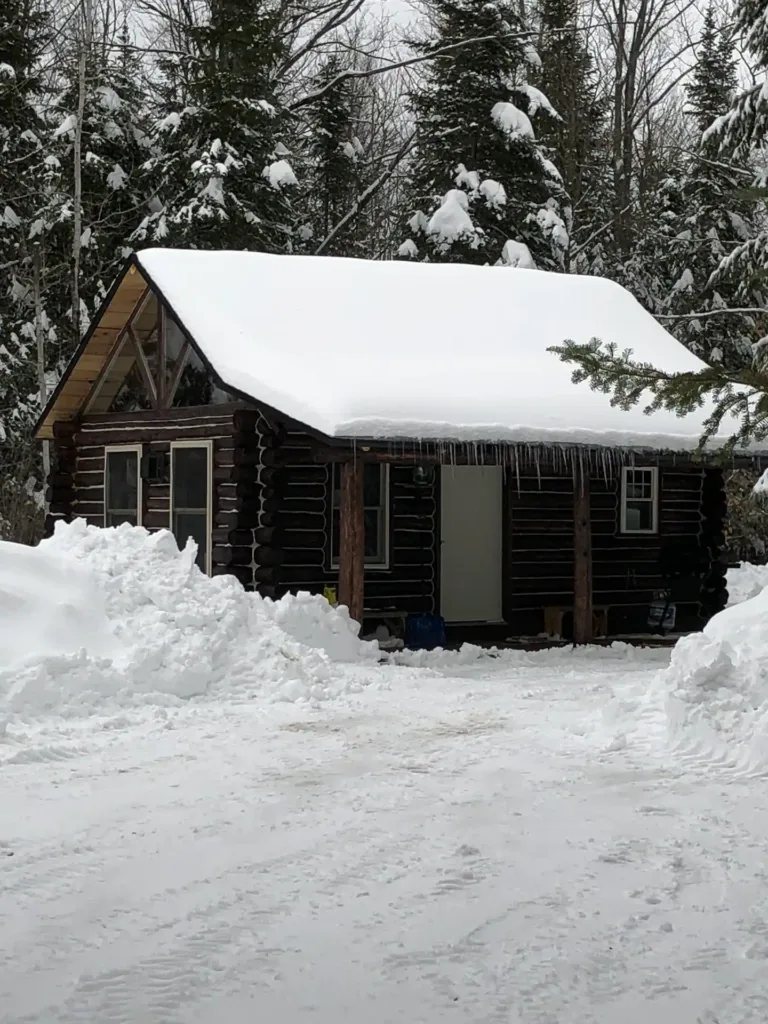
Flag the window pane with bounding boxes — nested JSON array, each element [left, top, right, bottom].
[[364, 507, 382, 560], [106, 451, 138, 516], [626, 500, 653, 531], [172, 447, 208, 509], [174, 511, 208, 570], [364, 464, 382, 506], [331, 507, 340, 561], [109, 363, 153, 413], [172, 361, 214, 407], [106, 512, 137, 527], [329, 464, 388, 565], [626, 470, 653, 499]]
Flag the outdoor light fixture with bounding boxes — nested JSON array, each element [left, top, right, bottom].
[[412, 465, 435, 488]]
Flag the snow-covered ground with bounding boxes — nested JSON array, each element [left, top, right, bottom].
[[4, 527, 768, 1023]]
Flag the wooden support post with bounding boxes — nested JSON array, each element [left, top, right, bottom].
[[338, 459, 365, 629], [573, 462, 593, 644]]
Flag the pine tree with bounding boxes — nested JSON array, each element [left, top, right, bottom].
[[533, 0, 606, 263], [47, 20, 150, 341], [398, 0, 568, 269], [0, 0, 56, 448], [548, 0, 768, 455], [295, 58, 362, 256], [136, 0, 296, 253], [660, 5, 759, 369]]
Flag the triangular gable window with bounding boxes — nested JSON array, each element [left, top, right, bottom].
[[85, 285, 234, 414]]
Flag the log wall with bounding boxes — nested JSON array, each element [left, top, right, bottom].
[[504, 464, 722, 636], [44, 403, 727, 637], [43, 404, 265, 587], [254, 432, 438, 616]]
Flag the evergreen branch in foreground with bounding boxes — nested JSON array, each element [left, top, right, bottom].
[[548, 339, 768, 456]]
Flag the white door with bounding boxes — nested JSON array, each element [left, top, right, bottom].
[[440, 466, 503, 623]]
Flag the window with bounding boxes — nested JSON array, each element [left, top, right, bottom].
[[171, 442, 212, 573], [330, 463, 389, 568], [105, 446, 142, 526], [620, 467, 659, 533]]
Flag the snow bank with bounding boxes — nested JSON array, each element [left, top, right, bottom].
[[0, 538, 120, 669], [726, 561, 768, 606], [655, 587, 768, 774], [0, 521, 378, 723]]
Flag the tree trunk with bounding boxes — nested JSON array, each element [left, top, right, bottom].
[[33, 250, 51, 491], [573, 462, 593, 644], [71, 0, 92, 346], [337, 459, 365, 629]]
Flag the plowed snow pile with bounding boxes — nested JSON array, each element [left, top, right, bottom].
[[0, 520, 378, 721], [658, 586, 768, 774], [726, 560, 768, 606]]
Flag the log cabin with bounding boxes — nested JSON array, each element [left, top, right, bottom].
[[33, 249, 764, 645]]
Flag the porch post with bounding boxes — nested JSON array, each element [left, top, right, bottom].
[[338, 458, 365, 628], [573, 461, 593, 643]]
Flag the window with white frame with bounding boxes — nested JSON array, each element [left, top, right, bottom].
[[330, 463, 390, 568], [170, 441, 212, 573], [104, 446, 142, 526], [620, 467, 659, 533]]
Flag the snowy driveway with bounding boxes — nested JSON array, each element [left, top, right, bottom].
[[4, 648, 768, 1024]]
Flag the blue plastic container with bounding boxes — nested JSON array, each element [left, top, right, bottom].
[[405, 613, 447, 650]]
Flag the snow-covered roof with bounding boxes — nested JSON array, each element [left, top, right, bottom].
[[135, 248, 739, 451]]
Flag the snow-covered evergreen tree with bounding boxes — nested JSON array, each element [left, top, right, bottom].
[[0, 0, 56, 447], [660, 5, 760, 368], [295, 58, 362, 256], [398, 0, 568, 269], [137, 0, 296, 252], [532, 0, 606, 266], [47, 20, 150, 340]]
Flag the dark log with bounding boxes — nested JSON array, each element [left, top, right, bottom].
[[390, 547, 438, 566], [260, 448, 301, 468], [215, 495, 261, 514], [253, 565, 281, 584], [143, 510, 171, 530], [211, 546, 253, 565], [254, 545, 285, 567], [279, 510, 326, 531], [391, 530, 435, 549], [392, 498, 436, 517], [49, 472, 75, 489], [272, 465, 325, 485], [213, 465, 261, 486], [74, 471, 103, 489], [232, 408, 266, 432], [337, 459, 365, 627], [146, 484, 170, 500], [282, 548, 326, 567], [232, 480, 261, 500], [48, 499, 74, 515], [283, 529, 327, 549], [254, 525, 282, 546], [53, 420, 78, 438], [83, 403, 244, 425], [573, 465, 593, 644], [210, 528, 253, 547], [75, 423, 233, 446], [214, 448, 261, 469], [275, 566, 331, 585]]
